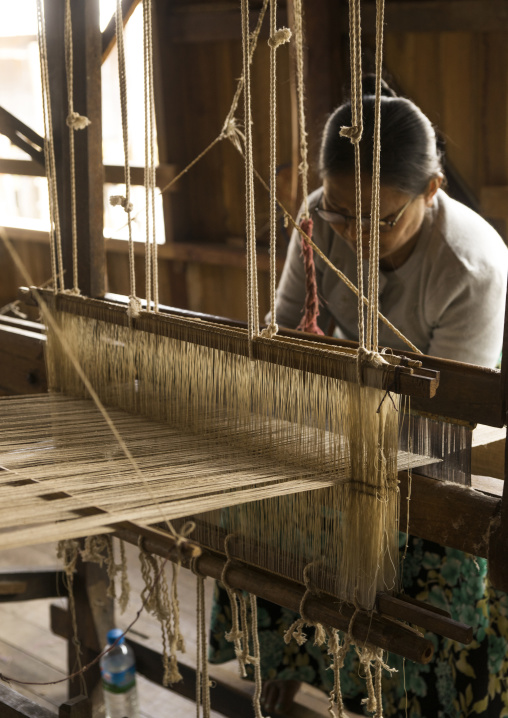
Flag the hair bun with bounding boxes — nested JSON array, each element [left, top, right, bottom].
[[362, 74, 397, 98]]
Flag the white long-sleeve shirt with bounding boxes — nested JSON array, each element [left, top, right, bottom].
[[272, 188, 508, 368]]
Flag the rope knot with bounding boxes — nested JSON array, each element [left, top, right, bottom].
[[283, 618, 308, 646], [109, 195, 133, 213], [260, 322, 278, 339], [175, 520, 196, 545], [357, 346, 388, 368], [339, 124, 363, 143], [66, 112, 91, 130], [268, 27, 292, 48], [127, 295, 142, 319]]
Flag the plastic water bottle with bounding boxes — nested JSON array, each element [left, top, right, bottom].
[[100, 628, 140, 718]]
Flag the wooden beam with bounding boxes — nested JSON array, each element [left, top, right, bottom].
[[37, 290, 439, 399], [0, 324, 47, 396], [162, 6, 285, 43], [105, 237, 286, 271], [45, 0, 105, 298], [480, 185, 508, 219], [0, 159, 176, 191], [399, 470, 499, 558], [355, 0, 508, 34], [0, 570, 65, 602], [0, 684, 56, 718], [0, 107, 45, 166]]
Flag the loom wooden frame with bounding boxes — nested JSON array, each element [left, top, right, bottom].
[[1, 0, 508, 711]]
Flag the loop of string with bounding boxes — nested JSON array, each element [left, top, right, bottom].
[[36, 0, 64, 292], [283, 563, 326, 648], [114, 0, 139, 315], [64, 0, 90, 295], [221, 535, 248, 677]]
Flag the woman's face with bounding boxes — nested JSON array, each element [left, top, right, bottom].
[[321, 174, 440, 270]]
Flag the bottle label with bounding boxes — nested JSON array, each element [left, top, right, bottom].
[[103, 685, 139, 718], [101, 665, 136, 694]]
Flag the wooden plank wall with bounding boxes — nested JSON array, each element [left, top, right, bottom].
[[2, 0, 507, 321]]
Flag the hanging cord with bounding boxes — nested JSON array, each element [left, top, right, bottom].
[[221, 537, 269, 718], [357, 646, 396, 717], [36, 0, 64, 292], [260, 0, 291, 339], [340, 0, 366, 377], [64, 0, 91, 295], [249, 593, 271, 718], [288, 0, 323, 336], [221, 535, 248, 677], [143, 0, 159, 312], [283, 563, 327, 649], [138, 537, 185, 685], [366, 0, 387, 353], [241, 0, 260, 352], [57, 540, 87, 696], [191, 558, 211, 718], [113, 0, 140, 319], [143, 0, 152, 312]]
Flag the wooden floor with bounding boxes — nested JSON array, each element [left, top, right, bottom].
[[0, 541, 361, 718]]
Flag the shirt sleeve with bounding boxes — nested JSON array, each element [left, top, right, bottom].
[[426, 267, 506, 368]]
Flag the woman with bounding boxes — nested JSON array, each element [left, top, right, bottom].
[[210, 80, 508, 717]]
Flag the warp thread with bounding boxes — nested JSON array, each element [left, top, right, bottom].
[[296, 218, 324, 335]]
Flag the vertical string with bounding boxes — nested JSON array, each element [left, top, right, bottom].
[[292, 0, 309, 216], [241, 0, 259, 349], [340, 0, 364, 358], [36, 0, 64, 292], [148, 10, 159, 314], [366, 0, 386, 352], [143, 0, 152, 312], [64, 0, 91, 295], [268, 0, 279, 337], [114, 0, 139, 316], [261, 1, 291, 338]]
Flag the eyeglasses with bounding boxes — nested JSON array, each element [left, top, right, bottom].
[[315, 196, 414, 233]]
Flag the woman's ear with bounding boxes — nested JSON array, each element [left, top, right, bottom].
[[424, 174, 443, 207]]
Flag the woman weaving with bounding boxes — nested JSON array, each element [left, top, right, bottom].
[[210, 79, 508, 716]]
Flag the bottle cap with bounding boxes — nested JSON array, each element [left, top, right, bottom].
[[107, 628, 125, 646]]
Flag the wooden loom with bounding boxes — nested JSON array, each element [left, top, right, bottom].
[[1, 1, 508, 716]]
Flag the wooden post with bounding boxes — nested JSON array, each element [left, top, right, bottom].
[[67, 547, 114, 705], [44, 0, 105, 298]]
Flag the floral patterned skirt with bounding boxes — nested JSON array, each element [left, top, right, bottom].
[[208, 535, 508, 717]]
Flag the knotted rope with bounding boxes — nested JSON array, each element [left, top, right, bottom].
[[36, 0, 64, 292], [261, 0, 291, 340], [64, 0, 91, 295]]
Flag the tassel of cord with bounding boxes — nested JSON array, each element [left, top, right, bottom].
[[297, 218, 324, 335]]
